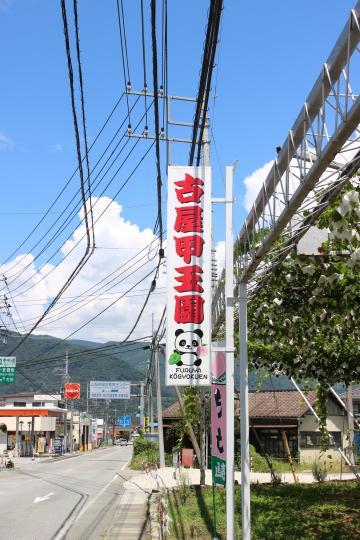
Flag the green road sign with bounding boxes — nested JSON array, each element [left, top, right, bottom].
[[0, 357, 16, 384], [211, 455, 226, 485]]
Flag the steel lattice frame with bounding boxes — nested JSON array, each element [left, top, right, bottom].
[[212, 2, 360, 332]]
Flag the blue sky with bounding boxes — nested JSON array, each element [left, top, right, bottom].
[[0, 0, 356, 255], [0, 0, 356, 340]]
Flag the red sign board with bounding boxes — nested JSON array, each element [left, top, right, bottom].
[[64, 383, 80, 400]]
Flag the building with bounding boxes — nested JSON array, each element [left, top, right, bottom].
[[162, 388, 353, 464], [0, 392, 66, 456]]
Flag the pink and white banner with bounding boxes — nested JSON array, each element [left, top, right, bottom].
[[166, 166, 212, 386], [211, 350, 226, 484]]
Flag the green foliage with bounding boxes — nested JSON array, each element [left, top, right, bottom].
[[0, 331, 175, 411], [177, 471, 191, 504], [240, 444, 270, 473], [5, 459, 14, 469], [130, 436, 159, 470], [312, 460, 328, 483], [133, 435, 153, 455], [316, 382, 329, 449], [167, 482, 360, 539], [240, 184, 360, 436], [164, 418, 187, 453]]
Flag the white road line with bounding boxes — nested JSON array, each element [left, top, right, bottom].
[[121, 460, 130, 471], [53, 474, 119, 540], [33, 492, 54, 504]]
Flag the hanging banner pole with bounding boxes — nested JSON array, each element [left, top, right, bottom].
[[239, 281, 250, 540], [225, 166, 235, 540]]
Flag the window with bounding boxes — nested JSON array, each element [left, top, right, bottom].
[[300, 431, 342, 448], [32, 402, 45, 407], [13, 402, 26, 407]]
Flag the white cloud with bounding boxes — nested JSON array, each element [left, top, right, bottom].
[[0, 197, 166, 343], [0, 132, 15, 151], [214, 240, 225, 278], [243, 161, 273, 212], [49, 144, 64, 154]]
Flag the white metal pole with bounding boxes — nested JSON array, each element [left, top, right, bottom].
[[346, 385, 355, 466], [225, 166, 235, 540], [239, 282, 251, 540], [329, 386, 360, 429], [156, 346, 165, 467], [69, 401, 74, 452]]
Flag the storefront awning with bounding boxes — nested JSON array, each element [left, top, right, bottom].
[[0, 408, 65, 417]]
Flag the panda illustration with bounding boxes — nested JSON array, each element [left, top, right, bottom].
[[172, 328, 203, 367]]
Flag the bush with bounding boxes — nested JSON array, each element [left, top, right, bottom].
[[237, 444, 270, 473], [5, 459, 14, 469], [133, 436, 155, 455], [177, 471, 191, 504], [312, 460, 328, 482], [271, 472, 282, 486]]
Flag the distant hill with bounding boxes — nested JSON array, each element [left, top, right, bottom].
[[0, 331, 176, 415], [0, 331, 349, 418]]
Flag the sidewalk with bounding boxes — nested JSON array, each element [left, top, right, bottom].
[[106, 475, 150, 539], [125, 466, 357, 492]]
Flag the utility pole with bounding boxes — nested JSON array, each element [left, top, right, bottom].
[[140, 382, 145, 432], [63, 351, 69, 453], [148, 376, 154, 433], [105, 400, 109, 445], [156, 345, 165, 468]]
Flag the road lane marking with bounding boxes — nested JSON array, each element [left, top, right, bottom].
[[121, 460, 130, 470], [53, 474, 119, 540], [33, 492, 54, 504]]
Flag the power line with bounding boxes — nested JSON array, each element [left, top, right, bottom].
[[116, 0, 131, 130], [7, 103, 151, 298], [189, 0, 223, 166], [4, 97, 142, 287], [73, 0, 95, 252], [0, 94, 124, 268], [140, 0, 149, 132], [60, 0, 93, 260], [150, 0, 164, 254]]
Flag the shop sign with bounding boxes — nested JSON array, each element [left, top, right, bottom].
[[166, 166, 212, 386]]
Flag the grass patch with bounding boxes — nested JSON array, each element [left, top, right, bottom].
[[167, 481, 360, 539]]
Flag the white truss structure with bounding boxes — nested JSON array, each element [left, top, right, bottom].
[[213, 2, 360, 331]]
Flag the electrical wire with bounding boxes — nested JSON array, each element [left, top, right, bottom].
[[4, 97, 142, 287], [150, 0, 164, 253], [140, 0, 149, 131], [8, 138, 156, 355], [189, 0, 223, 166], [116, 0, 131, 129], [0, 94, 124, 269], [7, 102, 152, 298], [73, 0, 95, 252]]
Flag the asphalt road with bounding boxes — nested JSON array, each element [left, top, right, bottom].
[[0, 445, 133, 540]]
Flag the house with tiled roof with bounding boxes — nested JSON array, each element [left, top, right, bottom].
[[163, 388, 354, 463]]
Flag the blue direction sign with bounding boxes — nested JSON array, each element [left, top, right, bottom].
[[118, 415, 131, 427]]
